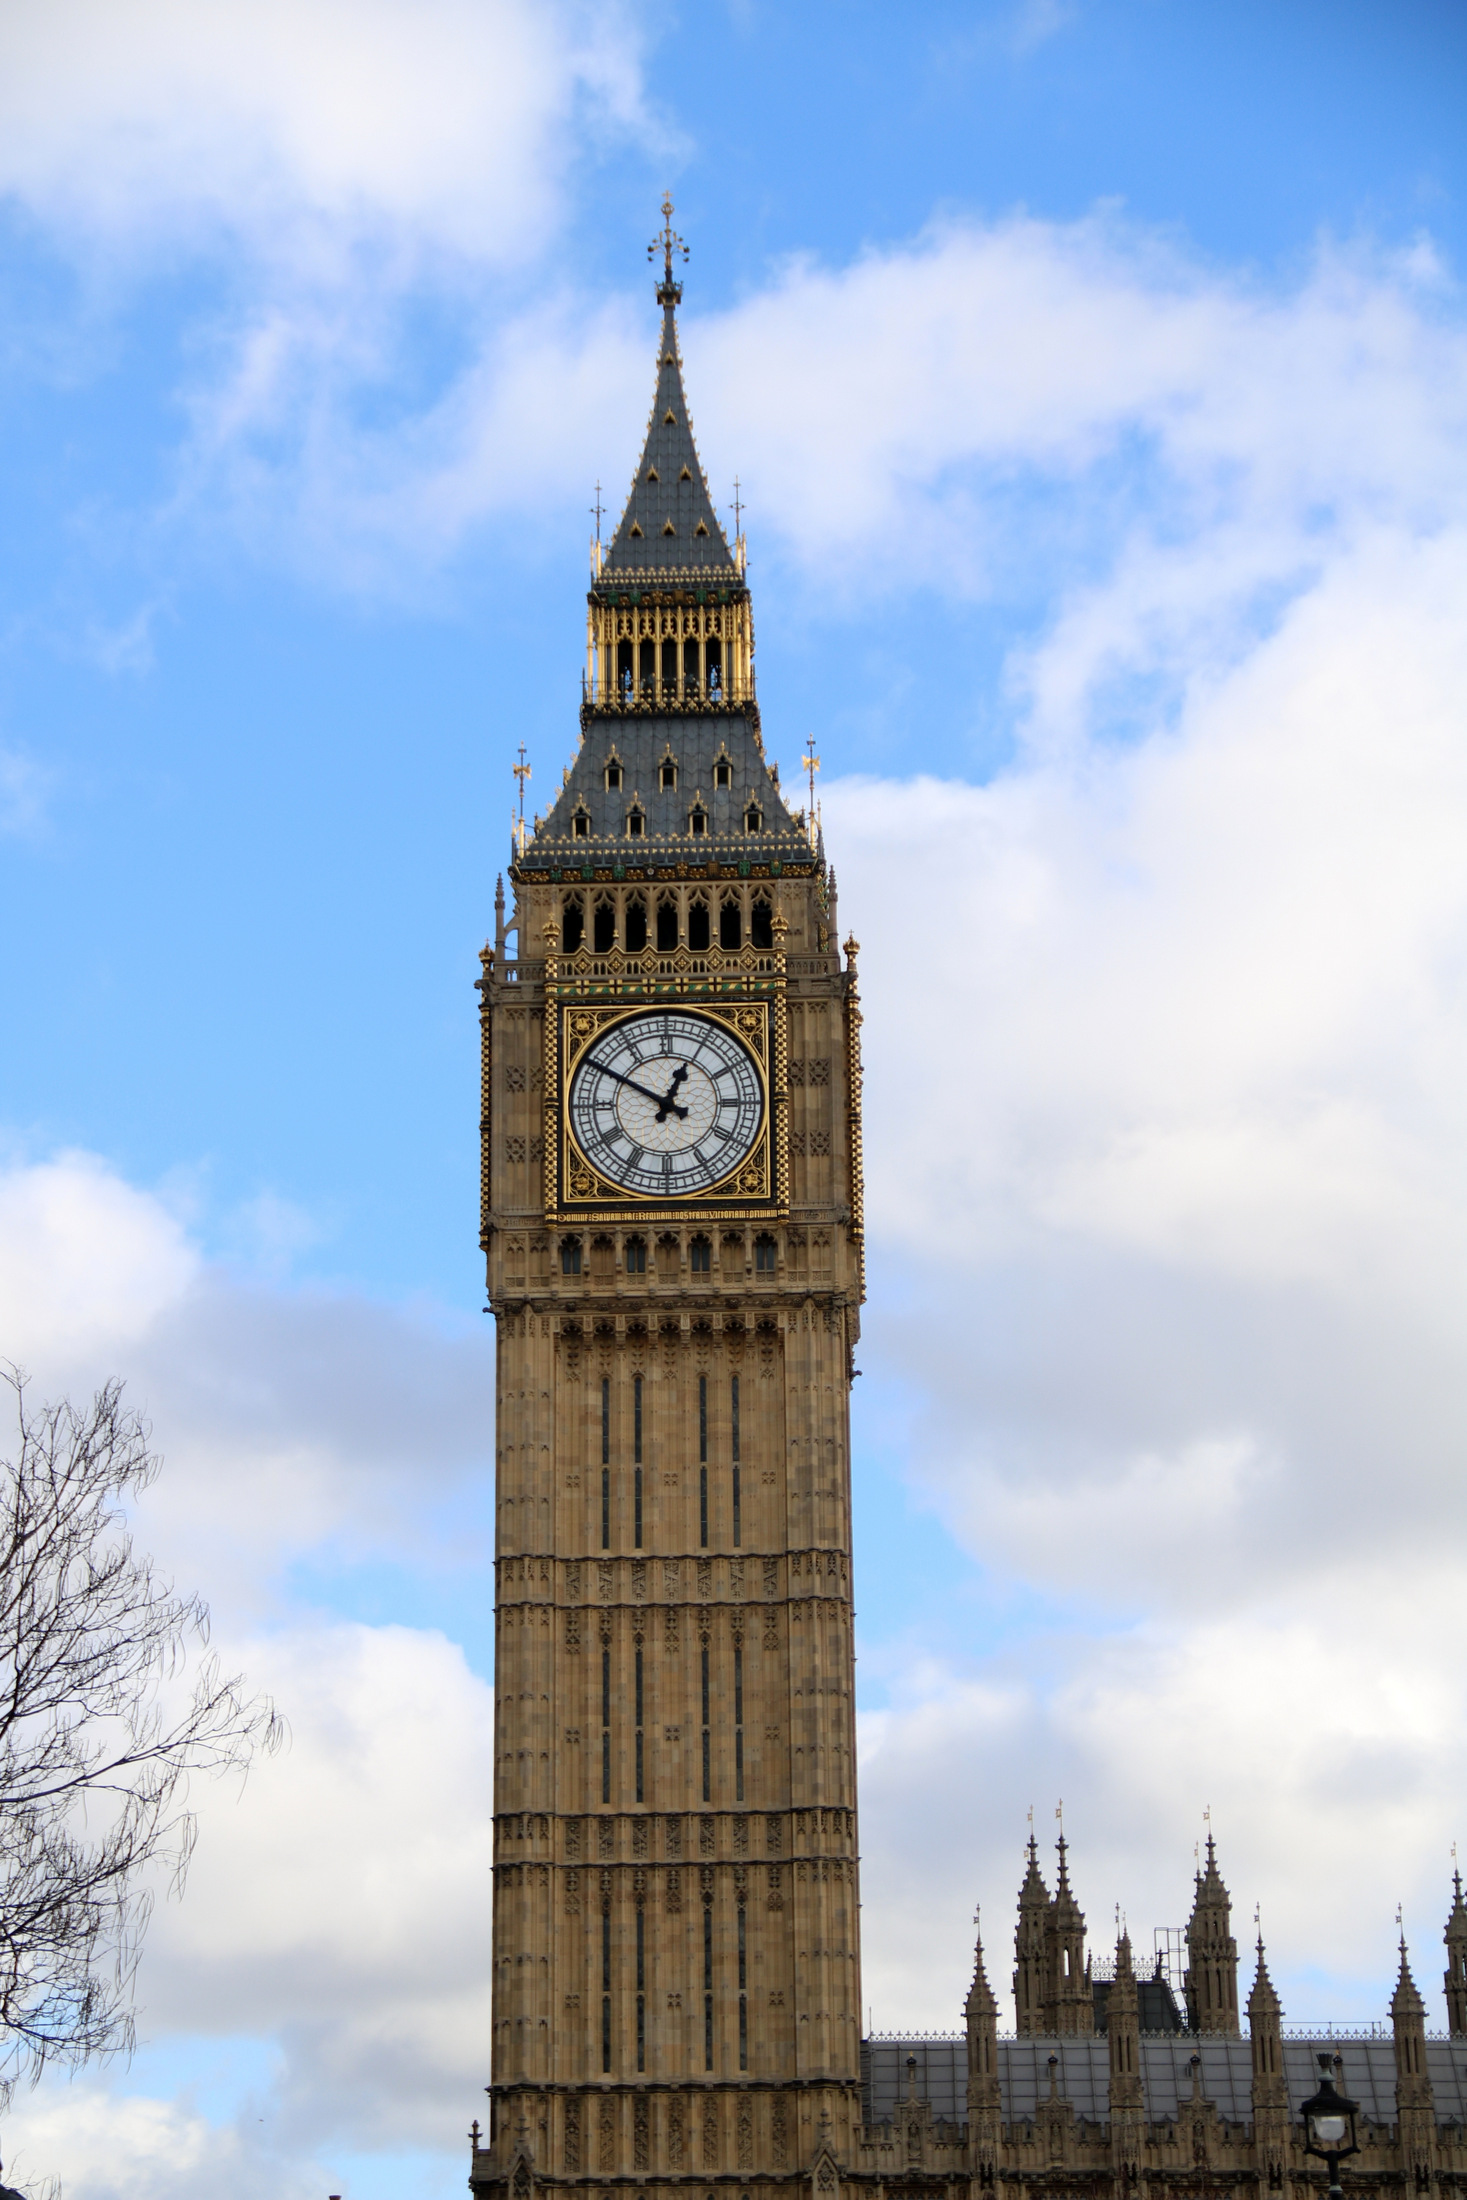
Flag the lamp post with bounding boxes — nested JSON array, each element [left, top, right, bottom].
[[1300, 2052, 1360, 2200]]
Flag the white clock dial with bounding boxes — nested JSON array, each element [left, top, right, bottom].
[[568, 1011, 763, 1198]]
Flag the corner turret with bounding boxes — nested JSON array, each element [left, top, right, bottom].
[[1445, 1869, 1467, 2037], [1184, 1833, 1240, 2036]]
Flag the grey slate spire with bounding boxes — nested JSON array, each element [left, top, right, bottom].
[[601, 198, 737, 580]]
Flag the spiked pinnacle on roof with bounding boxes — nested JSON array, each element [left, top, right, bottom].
[[600, 195, 737, 579]]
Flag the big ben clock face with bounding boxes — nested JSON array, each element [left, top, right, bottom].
[[567, 1010, 764, 1199]]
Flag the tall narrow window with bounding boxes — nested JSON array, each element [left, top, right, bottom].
[[602, 1910, 613, 2074], [602, 1648, 611, 1805], [738, 1905, 748, 2070], [734, 1642, 745, 1803], [703, 1899, 714, 2071], [633, 1374, 643, 1548], [731, 1374, 741, 1549], [601, 1378, 611, 1551], [701, 1643, 711, 1804], [636, 1907, 646, 2073], [699, 1372, 709, 1547], [635, 1646, 644, 1803]]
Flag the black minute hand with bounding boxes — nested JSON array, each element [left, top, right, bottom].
[[585, 1055, 689, 1119]]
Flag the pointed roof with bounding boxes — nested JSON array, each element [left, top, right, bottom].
[[600, 216, 737, 581], [1446, 1868, 1467, 1943], [1248, 1937, 1281, 2018], [1019, 1832, 1050, 1911], [1193, 1832, 1230, 1909], [1393, 1936, 1426, 2021], [966, 1913, 998, 2017]]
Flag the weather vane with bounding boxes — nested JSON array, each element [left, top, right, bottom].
[[513, 742, 531, 855], [649, 192, 689, 300]]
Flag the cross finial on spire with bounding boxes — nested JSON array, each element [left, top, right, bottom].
[[650, 191, 689, 305]]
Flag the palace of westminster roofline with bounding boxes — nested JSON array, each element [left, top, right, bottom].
[[861, 1829, 1467, 2134]]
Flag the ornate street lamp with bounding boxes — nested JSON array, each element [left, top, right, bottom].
[[1300, 2052, 1360, 2200]]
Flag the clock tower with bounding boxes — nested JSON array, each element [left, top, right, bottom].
[[471, 202, 867, 2200]]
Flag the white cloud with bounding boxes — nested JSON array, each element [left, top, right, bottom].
[[0, 0, 648, 271], [0, 1154, 495, 2187]]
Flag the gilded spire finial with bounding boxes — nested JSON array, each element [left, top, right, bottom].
[[650, 191, 689, 306]]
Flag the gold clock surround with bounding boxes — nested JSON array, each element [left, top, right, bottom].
[[546, 988, 788, 1220]]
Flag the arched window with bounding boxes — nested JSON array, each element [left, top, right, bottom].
[[627, 806, 645, 838], [754, 1234, 777, 1274], [624, 897, 648, 952], [660, 758, 678, 791], [661, 637, 678, 692], [593, 898, 616, 953], [689, 805, 708, 836], [560, 1237, 583, 1277], [638, 638, 655, 696], [706, 637, 723, 697], [683, 636, 700, 693], [687, 898, 710, 951], [750, 898, 773, 949], [617, 639, 633, 700], [624, 1235, 647, 1275], [689, 1235, 712, 1275], [656, 897, 679, 951], [562, 897, 585, 953], [720, 899, 742, 951], [744, 805, 762, 834]]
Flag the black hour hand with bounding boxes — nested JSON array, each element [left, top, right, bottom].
[[655, 1063, 690, 1122]]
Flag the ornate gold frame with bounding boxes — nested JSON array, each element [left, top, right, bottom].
[[543, 950, 788, 1223]]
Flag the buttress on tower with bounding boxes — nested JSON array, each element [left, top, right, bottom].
[[472, 208, 865, 2200]]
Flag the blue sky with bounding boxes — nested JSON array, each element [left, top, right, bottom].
[[4, 4, 1467, 2196]]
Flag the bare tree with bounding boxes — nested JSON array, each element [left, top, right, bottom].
[[0, 1366, 282, 2111]]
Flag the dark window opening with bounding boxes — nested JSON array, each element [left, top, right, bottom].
[[605, 758, 623, 790], [656, 898, 679, 951], [624, 1235, 647, 1275], [562, 898, 584, 953], [616, 639, 633, 700], [732, 1373, 741, 1549], [636, 1909, 646, 2071], [690, 807, 708, 836], [738, 1906, 748, 2069], [601, 1646, 611, 1805], [601, 1467, 609, 1550], [720, 900, 742, 951], [624, 897, 647, 952], [602, 1910, 613, 2072], [699, 1465, 708, 1549], [602, 1377, 610, 1464], [561, 1237, 582, 1276], [634, 1373, 643, 1461], [660, 759, 677, 791], [634, 1465, 642, 1549], [688, 900, 710, 951], [627, 807, 645, 837], [699, 1372, 707, 1462], [734, 1640, 743, 1726], [690, 1236, 711, 1274], [635, 1647, 644, 1800], [706, 637, 723, 698], [684, 637, 700, 691], [744, 807, 761, 833], [754, 1234, 776, 1274], [661, 637, 678, 692], [593, 901, 616, 953], [639, 638, 655, 696], [751, 899, 773, 949], [573, 811, 591, 838], [714, 759, 731, 788]]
